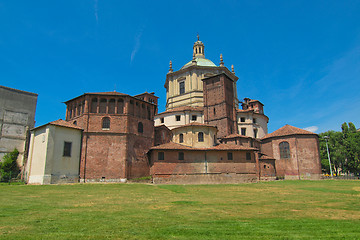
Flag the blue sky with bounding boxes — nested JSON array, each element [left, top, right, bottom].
[[1, 0, 359, 133]]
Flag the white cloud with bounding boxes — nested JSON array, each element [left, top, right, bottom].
[[303, 126, 318, 133], [130, 29, 144, 64]]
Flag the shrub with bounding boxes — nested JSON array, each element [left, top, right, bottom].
[[0, 148, 20, 182]]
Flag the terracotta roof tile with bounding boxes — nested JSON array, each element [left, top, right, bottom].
[[262, 124, 317, 140], [222, 133, 252, 139], [49, 119, 84, 130], [259, 154, 275, 160], [172, 122, 217, 130]]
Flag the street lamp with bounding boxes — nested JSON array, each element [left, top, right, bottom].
[[323, 136, 333, 178]]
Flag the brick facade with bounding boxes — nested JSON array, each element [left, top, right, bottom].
[[65, 92, 157, 182], [203, 73, 238, 138]]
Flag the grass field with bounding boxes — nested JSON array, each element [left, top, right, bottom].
[[0, 180, 359, 239]]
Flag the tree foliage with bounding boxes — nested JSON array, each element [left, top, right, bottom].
[[319, 122, 360, 176], [0, 148, 20, 182]]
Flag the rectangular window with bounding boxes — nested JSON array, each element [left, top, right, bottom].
[[160, 117, 164, 123], [254, 129, 258, 138], [253, 118, 257, 123], [246, 152, 251, 161], [158, 152, 164, 160], [227, 152, 233, 160], [178, 152, 184, 160], [179, 81, 185, 94], [63, 142, 72, 157], [191, 115, 197, 121], [176, 115, 181, 121], [240, 117, 245, 122], [241, 128, 246, 136]]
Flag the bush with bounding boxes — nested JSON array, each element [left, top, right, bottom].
[[0, 148, 20, 182]]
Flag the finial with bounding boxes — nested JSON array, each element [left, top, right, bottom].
[[231, 64, 235, 73], [197, 33, 199, 41], [220, 54, 224, 67], [169, 60, 173, 73]]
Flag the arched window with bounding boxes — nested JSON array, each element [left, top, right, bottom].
[[138, 122, 143, 133], [279, 141, 290, 159], [117, 99, 124, 114], [90, 98, 98, 113], [198, 132, 204, 142], [99, 98, 107, 113], [102, 117, 110, 129], [179, 133, 184, 143], [108, 99, 115, 114]]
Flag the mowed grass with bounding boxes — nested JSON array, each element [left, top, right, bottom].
[[0, 180, 359, 239]]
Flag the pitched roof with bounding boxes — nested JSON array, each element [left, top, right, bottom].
[[259, 154, 275, 160], [172, 122, 217, 130], [222, 133, 253, 139], [32, 119, 83, 131], [262, 124, 317, 140]]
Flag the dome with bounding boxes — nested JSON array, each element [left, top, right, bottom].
[[181, 57, 217, 69]]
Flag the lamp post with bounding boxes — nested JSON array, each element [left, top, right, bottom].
[[324, 136, 333, 178]]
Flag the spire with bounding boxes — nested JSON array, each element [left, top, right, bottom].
[[220, 54, 224, 67], [193, 35, 205, 59], [231, 64, 235, 74], [169, 60, 173, 73]]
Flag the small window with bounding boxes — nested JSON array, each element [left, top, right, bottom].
[[213, 108, 216, 116], [158, 152, 164, 160], [191, 115, 197, 121], [63, 142, 72, 157], [227, 152, 233, 160], [179, 81, 185, 94], [240, 117, 245, 122], [176, 115, 181, 121], [198, 132, 204, 142], [73, 121, 77, 125], [138, 122, 143, 133], [102, 117, 110, 129], [253, 118, 257, 124], [254, 129, 258, 138], [160, 117, 164, 123], [178, 152, 184, 160], [179, 134, 184, 143], [279, 141, 290, 159], [246, 152, 251, 161], [241, 128, 246, 136]]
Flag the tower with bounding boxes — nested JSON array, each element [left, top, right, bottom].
[[203, 73, 238, 138]]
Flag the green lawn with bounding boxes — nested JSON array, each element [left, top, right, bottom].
[[0, 180, 359, 239]]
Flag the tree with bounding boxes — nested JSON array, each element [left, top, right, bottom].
[[341, 122, 360, 175], [319, 131, 345, 175], [0, 148, 20, 182]]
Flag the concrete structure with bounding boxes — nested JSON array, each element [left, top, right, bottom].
[[64, 91, 158, 182], [0, 85, 37, 172], [26, 120, 82, 184]]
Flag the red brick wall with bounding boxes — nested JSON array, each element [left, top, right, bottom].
[[67, 93, 156, 182], [203, 74, 237, 138], [261, 135, 321, 179]]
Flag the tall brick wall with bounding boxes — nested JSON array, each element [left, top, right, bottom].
[[203, 74, 237, 138], [66, 92, 156, 182]]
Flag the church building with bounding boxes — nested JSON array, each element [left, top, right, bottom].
[[25, 37, 322, 184]]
